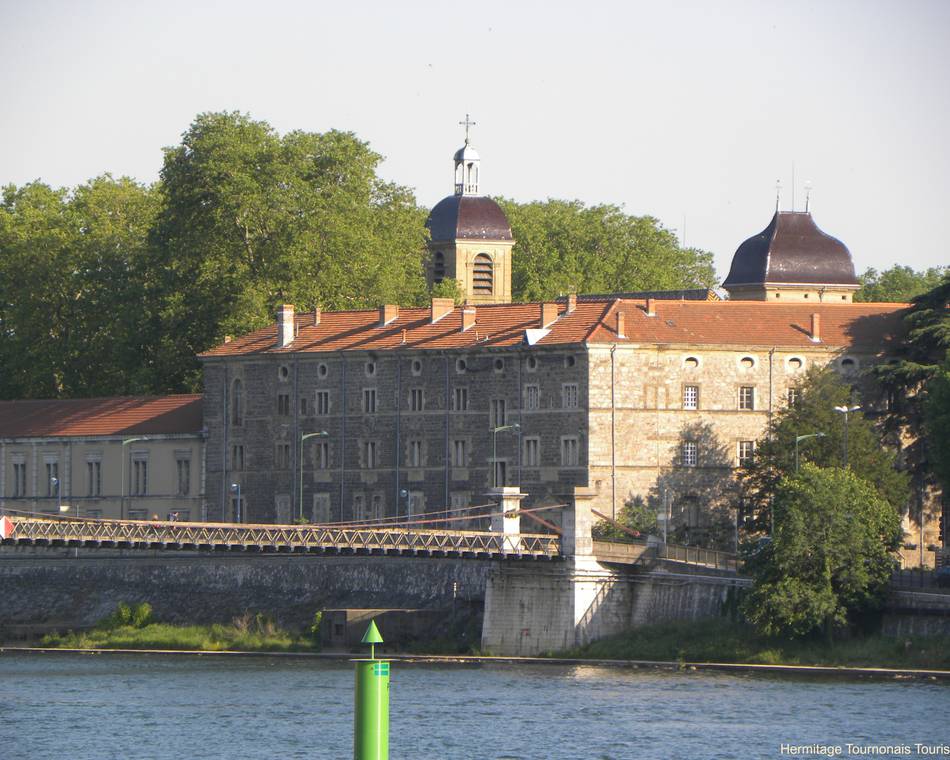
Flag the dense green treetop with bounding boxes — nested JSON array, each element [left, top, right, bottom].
[[855, 264, 948, 303], [739, 367, 910, 533], [497, 198, 717, 301], [742, 464, 901, 638]]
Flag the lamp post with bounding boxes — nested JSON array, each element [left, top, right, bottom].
[[491, 424, 521, 488], [299, 431, 329, 522], [230, 482, 242, 524], [121, 437, 148, 520], [794, 432, 827, 473], [833, 405, 861, 468], [50, 476, 61, 515]]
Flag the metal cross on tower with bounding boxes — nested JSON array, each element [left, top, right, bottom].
[[459, 113, 476, 144]]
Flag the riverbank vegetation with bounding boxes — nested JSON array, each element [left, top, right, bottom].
[[40, 604, 322, 653], [563, 619, 950, 671]]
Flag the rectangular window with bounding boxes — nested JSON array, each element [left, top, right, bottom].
[[739, 386, 755, 411], [277, 392, 291, 416], [493, 460, 507, 488], [312, 493, 331, 524], [87, 461, 102, 497], [132, 459, 148, 495], [490, 398, 507, 428], [128, 509, 147, 521], [177, 459, 191, 496], [353, 494, 366, 521], [408, 491, 424, 516], [300, 396, 309, 416], [363, 388, 377, 414], [683, 385, 699, 410], [231, 444, 245, 471], [363, 440, 378, 469], [452, 387, 468, 411], [410, 387, 425, 412], [407, 440, 422, 468], [316, 390, 331, 416], [315, 441, 330, 470], [46, 462, 59, 496], [452, 439, 467, 467], [276, 443, 291, 470], [371, 494, 383, 521], [13, 462, 26, 497], [86, 509, 102, 520], [560, 437, 579, 467], [682, 441, 698, 467], [523, 436, 540, 467], [787, 387, 800, 408], [738, 440, 755, 467], [562, 383, 578, 409], [524, 384, 539, 411]]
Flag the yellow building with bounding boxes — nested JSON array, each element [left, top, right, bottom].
[[0, 395, 205, 521]]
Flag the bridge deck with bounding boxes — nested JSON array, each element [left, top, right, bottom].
[[0, 517, 561, 560]]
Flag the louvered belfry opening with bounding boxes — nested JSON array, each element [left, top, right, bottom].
[[433, 251, 445, 283], [473, 253, 493, 294]]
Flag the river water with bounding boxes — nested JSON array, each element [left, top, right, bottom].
[[0, 653, 947, 759]]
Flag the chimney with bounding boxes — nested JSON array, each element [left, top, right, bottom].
[[312, 307, 321, 326], [401, 329, 407, 345], [541, 302, 558, 328], [431, 297, 454, 324], [277, 304, 295, 348], [810, 313, 821, 342], [566, 293, 577, 314], [379, 304, 399, 326], [645, 298, 656, 317], [224, 335, 232, 344], [616, 310, 626, 339], [461, 306, 476, 332]]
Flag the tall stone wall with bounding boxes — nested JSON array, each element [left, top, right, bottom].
[[0, 553, 492, 634]]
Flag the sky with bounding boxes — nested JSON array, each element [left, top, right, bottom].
[[1, 0, 948, 281]]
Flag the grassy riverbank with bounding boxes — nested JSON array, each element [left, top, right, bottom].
[[40, 606, 319, 653], [560, 619, 950, 670]]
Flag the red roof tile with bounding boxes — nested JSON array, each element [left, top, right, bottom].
[[0, 395, 203, 438], [199, 299, 908, 358]]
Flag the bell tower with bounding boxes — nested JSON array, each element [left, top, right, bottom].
[[425, 116, 515, 304]]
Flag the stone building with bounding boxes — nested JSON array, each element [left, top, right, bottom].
[[0, 395, 205, 521], [198, 135, 940, 567]]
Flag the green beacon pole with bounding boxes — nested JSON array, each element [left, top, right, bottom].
[[353, 620, 390, 760]]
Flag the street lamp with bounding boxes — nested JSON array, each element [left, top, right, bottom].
[[491, 423, 521, 487], [50, 476, 61, 515], [230, 482, 242, 524], [833, 405, 861, 467], [299, 431, 329, 522], [121, 437, 148, 520], [794, 432, 826, 473]]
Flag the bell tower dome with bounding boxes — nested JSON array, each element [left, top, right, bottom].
[[425, 115, 514, 305]]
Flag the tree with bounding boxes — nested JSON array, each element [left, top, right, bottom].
[[855, 265, 948, 303], [495, 199, 717, 302], [924, 358, 950, 501], [739, 367, 910, 534], [742, 464, 901, 638], [0, 176, 160, 399], [591, 495, 657, 540], [150, 112, 429, 391]]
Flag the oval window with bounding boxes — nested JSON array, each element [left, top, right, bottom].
[[411, 359, 423, 376], [564, 355, 576, 368], [317, 363, 328, 378], [788, 357, 803, 370], [279, 365, 290, 380], [494, 358, 505, 372], [684, 356, 699, 369], [740, 356, 755, 369], [527, 356, 538, 371], [366, 361, 376, 377], [456, 358, 467, 373]]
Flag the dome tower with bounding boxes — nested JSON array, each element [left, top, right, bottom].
[[425, 116, 514, 305]]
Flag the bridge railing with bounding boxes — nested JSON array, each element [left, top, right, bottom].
[[655, 542, 738, 572], [1, 516, 561, 559]]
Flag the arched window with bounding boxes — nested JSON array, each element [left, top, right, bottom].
[[433, 251, 445, 283], [231, 379, 244, 426], [473, 253, 493, 294]]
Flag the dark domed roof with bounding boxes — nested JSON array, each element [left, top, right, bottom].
[[723, 211, 859, 288], [426, 195, 513, 242]]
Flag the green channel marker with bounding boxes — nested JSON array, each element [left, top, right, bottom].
[[353, 620, 390, 760]]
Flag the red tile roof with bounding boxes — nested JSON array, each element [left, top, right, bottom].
[[199, 299, 908, 358], [0, 395, 203, 438]]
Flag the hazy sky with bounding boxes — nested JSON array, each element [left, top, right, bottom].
[[2, 0, 948, 280]]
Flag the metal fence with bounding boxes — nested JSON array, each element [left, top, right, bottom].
[[1, 516, 561, 559], [654, 542, 739, 572]]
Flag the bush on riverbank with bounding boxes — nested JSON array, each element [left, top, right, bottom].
[[561, 619, 950, 670], [41, 604, 316, 652]]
